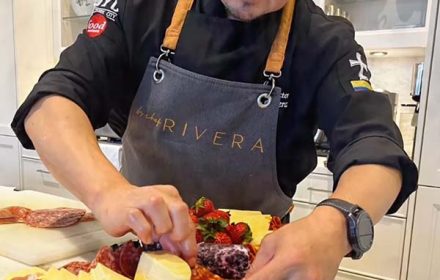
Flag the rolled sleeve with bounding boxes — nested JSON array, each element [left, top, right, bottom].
[[327, 135, 418, 214], [317, 39, 418, 214]]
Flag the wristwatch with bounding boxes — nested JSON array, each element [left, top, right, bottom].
[[316, 198, 374, 259]]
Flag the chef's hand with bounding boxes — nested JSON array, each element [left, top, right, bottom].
[[245, 207, 351, 280], [91, 184, 197, 266]]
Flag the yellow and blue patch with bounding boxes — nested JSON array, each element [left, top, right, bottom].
[[351, 80, 373, 92]]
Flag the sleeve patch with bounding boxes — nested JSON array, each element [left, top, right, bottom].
[[351, 80, 373, 92]]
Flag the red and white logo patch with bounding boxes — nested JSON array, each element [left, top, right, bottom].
[[87, 14, 108, 38]]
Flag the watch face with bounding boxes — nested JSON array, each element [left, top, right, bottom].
[[356, 211, 374, 252]]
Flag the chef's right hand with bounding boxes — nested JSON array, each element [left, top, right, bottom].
[[91, 184, 197, 265]]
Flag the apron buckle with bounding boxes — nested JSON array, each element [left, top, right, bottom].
[[258, 71, 281, 109]]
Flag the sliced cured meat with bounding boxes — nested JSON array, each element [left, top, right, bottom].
[[24, 208, 86, 228], [119, 240, 143, 278], [0, 207, 31, 224], [80, 212, 96, 222], [197, 243, 250, 280], [191, 264, 224, 280], [63, 261, 92, 275]]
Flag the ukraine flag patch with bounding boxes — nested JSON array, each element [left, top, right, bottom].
[[351, 80, 373, 92]]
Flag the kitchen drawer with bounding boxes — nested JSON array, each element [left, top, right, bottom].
[[21, 148, 40, 159], [290, 202, 406, 280], [22, 158, 76, 200], [294, 174, 333, 204], [0, 136, 20, 188], [335, 271, 375, 280]]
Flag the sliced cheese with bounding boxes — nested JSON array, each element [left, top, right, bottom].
[[226, 209, 272, 246], [44, 267, 77, 280], [134, 252, 191, 280], [4, 267, 46, 280], [78, 271, 92, 280], [90, 264, 130, 280]]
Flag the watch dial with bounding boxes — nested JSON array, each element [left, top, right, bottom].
[[357, 211, 374, 251]]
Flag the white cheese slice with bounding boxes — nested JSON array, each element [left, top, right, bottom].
[[90, 264, 130, 280], [4, 267, 46, 280], [134, 252, 191, 280]]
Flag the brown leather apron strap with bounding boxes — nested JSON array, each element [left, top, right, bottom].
[[163, 0, 195, 51], [163, 0, 297, 76], [265, 0, 296, 74]]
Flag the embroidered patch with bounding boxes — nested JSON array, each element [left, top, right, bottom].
[[351, 80, 373, 92], [93, 0, 119, 21], [87, 13, 108, 38], [349, 52, 370, 81]]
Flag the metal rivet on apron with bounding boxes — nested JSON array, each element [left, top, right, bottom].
[[153, 69, 165, 84], [257, 93, 272, 108]]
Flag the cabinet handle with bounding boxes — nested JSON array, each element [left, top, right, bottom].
[[36, 169, 51, 175], [307, 187, 333, 194], [0, 143, 13, 149]]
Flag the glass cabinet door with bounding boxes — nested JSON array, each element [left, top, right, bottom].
[[319, 0, 429, 32], [59, 0, 94, 48]]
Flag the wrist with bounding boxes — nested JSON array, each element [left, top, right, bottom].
[[87, 180, 133, 213], [311, 206, 352, 256]]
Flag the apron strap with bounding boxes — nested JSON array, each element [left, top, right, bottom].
[[162, 0, 297, 76]]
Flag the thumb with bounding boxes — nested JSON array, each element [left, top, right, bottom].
[[245, 258, 283, 280], [246, 243, 275, 277]]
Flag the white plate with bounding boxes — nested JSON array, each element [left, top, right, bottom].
[[71, 0, 95, 16]]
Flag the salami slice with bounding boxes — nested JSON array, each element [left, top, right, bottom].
[[119, 240, 143, 278], [0, 207, 31, 224], [24, 208, 86, 228], [94, 245, 121, 273], [63, 261, 92, 275]]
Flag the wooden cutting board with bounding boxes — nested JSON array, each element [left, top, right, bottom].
[[0, 188, 134, 266]]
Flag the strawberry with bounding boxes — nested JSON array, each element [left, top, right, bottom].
[[196, 229, 204, 243], [203, 210, 230, 224], [269, 216, 283, 230], [192, 197, 215, 217], [213, 232, 232, 245], [189, 209, 198, 223], [245, 244, 257, 263], [226, 222, 253, 244]]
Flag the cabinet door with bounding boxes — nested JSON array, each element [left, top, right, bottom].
[[0, 136, 20, 188], [419, 9, 440, 186], [408, 187, 440, 280], [291, 202, 406, 279], [0, 0, 17, 135]]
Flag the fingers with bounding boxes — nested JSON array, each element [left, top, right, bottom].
[[246, 238, 275, 276], [245, 259, 284, 280], [126, 208, 153, 244], [143, 195, 173, 236]]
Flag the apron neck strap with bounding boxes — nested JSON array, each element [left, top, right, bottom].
[[162, 0, 297, 76]]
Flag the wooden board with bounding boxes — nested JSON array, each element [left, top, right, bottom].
[[0, 189, 134, 266]]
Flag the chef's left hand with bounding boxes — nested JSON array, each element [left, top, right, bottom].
[[245, 207, 351, 280]]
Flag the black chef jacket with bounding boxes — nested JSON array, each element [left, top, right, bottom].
[[12, 0, 418, 214]]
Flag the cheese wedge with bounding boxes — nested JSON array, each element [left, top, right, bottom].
[[225, 209, 272, 246], [90, 264, 130, 280], [4, 267, 46, 280], [134, 252, 191, 280]]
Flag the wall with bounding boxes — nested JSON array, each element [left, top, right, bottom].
[[13, 0, 56, 104], [368, 56, 424, 157]]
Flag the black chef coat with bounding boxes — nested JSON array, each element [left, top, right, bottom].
[[12, 0, 418, 214]]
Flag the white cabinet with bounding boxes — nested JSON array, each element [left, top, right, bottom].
[[22, 158, 76, 199], [313, 0, 434, 50], [52, 0, 94, 58], [418, 5, 440, 187], [408, 187, 440, 280], [0, 136, 20, 189], [291, 202, 407, 280], [0, 0, 17, 135]]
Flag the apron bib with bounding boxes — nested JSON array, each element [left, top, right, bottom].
[[121, 0, 296, 217]]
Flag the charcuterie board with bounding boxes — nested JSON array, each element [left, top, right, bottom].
[[0, 188, 134, 266]]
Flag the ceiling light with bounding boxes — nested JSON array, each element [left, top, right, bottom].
[[370, 51, 388, 57]]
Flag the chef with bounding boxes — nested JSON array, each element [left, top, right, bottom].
[[12, 0, 418, 279]]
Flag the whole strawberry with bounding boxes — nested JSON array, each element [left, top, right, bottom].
[[189, 209, 198, 224], [196, 229, 204, 243], [269, 216, 283, 230], [213, 232, 232, 245], [192, 197, 215, 217], [226, 222, 253, 244], [203, 210, 230, 224]]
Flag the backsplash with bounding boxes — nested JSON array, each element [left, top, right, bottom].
[[368, 56, 425, 157]]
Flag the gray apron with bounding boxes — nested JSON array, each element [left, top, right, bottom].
[[121, 0, 296, 217]]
